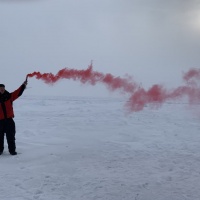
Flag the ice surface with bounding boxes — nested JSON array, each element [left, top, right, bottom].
[[0, 95, 200, 200]]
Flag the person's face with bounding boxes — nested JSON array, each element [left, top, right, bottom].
[[0, 87, 5, 94]]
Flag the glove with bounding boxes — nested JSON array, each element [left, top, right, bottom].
[[23, 80, 28, 86]]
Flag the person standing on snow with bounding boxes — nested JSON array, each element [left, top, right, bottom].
[[0, 80, 27, 155]]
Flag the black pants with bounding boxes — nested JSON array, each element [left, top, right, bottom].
[[0, 118, 16, 153]]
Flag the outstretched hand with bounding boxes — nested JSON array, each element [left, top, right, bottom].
[[23, 77, 28, 86], [23, 80, 28, 86]]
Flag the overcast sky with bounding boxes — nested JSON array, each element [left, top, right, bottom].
[[0, 0, 200, 96]]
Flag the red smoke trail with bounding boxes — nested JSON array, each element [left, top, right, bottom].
[[27, 65, 200, 112], [183, 68, 200, 82], [27, 65, 138, 94]]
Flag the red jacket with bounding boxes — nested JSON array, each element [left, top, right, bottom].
[[0, 84, 26, 120]]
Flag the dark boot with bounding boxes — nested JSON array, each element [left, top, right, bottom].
[[10, 151, 17, 155]]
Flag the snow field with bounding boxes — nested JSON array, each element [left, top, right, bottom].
[[0, 96, 200, 200]]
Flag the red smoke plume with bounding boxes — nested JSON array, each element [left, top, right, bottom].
[[27, 65, 200, 112]]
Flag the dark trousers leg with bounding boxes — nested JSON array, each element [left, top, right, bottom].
[[0, 121, 5, 152], [5, 119, 16, 153], [0, 132, 4, 153]]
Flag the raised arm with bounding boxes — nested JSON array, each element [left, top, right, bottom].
[[11, 80, 28, 101]]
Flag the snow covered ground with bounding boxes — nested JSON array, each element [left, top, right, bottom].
[[0, 95, 200, 200]]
